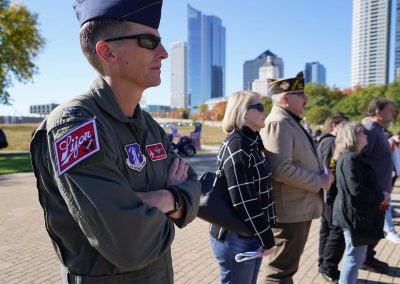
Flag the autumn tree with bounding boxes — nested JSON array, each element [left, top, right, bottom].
[[213, 101, 227, 121], [0, 1, 45, 104]]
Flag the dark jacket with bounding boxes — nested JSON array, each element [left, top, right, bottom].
[[211, 126, 276, 249], [317, 133, 337, 205], [362, 119, 393, 193], [332, 151, 385, 246]]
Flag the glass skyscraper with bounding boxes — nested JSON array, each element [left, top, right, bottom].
[[187, 4, 225, 111], [304, 62, 326, 84]]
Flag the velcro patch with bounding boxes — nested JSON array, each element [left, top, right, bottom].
[[53, 119, 100, 176], [146, 143, 167, 161]]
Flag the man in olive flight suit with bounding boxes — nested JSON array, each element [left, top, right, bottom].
[[30, 1, 200, 283]]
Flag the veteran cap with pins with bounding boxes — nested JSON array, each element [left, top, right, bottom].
[[267, 71, 305, 97], [73, 0, 163, 28]]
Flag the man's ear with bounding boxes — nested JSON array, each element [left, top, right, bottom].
[[281, 93, 289, 106], [95, 41, 117, 64]]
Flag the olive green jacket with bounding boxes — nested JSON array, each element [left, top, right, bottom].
[[30, 77, 200, 283]]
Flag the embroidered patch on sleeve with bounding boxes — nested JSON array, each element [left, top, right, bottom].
[[53, 119, 100, 176], [146, 143, 167, 161]]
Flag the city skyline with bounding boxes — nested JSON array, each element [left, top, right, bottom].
[[2, 0, 398, 116]]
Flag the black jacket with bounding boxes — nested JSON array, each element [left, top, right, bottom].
[[332, 151, 385, 246], [317, 133, 337, 205], [211, 126, 276, 249]]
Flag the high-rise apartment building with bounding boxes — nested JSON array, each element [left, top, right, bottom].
[[351, 0, 391, 87], [243, 50, 284, 90], [304, 62, 326, 84], [170, 41, 188, 109], [395, 0, 400, 78], [187, 4, 226, 111]]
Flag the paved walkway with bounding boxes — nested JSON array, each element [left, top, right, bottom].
[[0, 172, 399, 283]]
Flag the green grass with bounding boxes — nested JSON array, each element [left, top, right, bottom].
[[0, 153, 32, 175], [0, 123, 225, 174]]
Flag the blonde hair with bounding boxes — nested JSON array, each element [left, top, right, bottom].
[[333, 122, 365, 160], [222, 91, 260, 133]]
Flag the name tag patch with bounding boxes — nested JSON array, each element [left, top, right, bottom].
[[146, 143, 167, 161], [53, 119, 100, 176]]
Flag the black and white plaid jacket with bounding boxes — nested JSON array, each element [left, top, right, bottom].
[[211, 126, 276, 249]]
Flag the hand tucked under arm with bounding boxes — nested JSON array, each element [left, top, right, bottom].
[[166, 157, 189, 186], [136, 157, 189, 219]]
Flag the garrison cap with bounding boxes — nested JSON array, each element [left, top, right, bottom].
[[73, 0, 163, 28], [267, 71, 304, 97]]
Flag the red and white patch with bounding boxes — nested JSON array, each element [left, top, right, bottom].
[[53, 119, 100, 176], [145, 143, 167, 161]]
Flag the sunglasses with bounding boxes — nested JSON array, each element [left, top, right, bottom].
[[247, 103, 264, 112], [103, 33, 161, 50]]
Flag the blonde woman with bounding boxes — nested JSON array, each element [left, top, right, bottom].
[[332, 122, 390, 284], [210, 91, 276, 284]]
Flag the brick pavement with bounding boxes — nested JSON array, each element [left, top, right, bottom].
[[0, 172, 399, 283]]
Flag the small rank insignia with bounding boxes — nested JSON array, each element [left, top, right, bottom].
[[53, 119, 100, 176], [146, 143, 167, 161], [124, 143, 147, 171]]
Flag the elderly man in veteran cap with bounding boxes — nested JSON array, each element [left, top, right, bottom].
[[29, 1, 200, 283], [260, 72, 333, 284]]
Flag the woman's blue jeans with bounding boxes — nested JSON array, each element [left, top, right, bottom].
[[339, 229, 367, 284], [210, 231, 262, 284]]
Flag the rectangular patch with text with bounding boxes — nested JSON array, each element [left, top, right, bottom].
[[53, 119, 100, 176], [146, 143, 167, 161]]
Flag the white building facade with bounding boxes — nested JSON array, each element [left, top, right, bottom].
[[351, 0, 391, 87], [251, 56, 279, 96], [170, 41, 189, 109]]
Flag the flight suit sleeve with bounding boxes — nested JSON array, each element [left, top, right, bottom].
[[46, 111, 175, 272], [156, 121, 201, 228]]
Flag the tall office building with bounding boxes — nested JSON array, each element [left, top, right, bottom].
[[243, 50, 284, 90], [187, 4, 226, 111], [304, 62, 326, 84], [351, 0, 391, 87], [170, 41, 188, 109]]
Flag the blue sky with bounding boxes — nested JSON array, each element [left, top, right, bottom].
[[0, 0, 387, 116]]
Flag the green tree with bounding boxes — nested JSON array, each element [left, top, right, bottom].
[[333, 84, 386, 120], [179, 108, 190, 119], [262, 96, 273, 114], [0, 1, 45, 104], [305, 83, 345, 110], [306, 106, 331, 125]]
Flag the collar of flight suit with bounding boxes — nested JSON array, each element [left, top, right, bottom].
[[89, 77, 145, 124]]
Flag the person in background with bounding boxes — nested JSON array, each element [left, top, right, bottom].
[[29, 1, 201, 283], [210, 91, 276, 284], [0, 127, 8, 149], [385, 131, 400, 244], [317, 112, 348, 282], [361, 97, 397, 274], [260, 72, 333, 284], [332, 122, 389, 284]]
